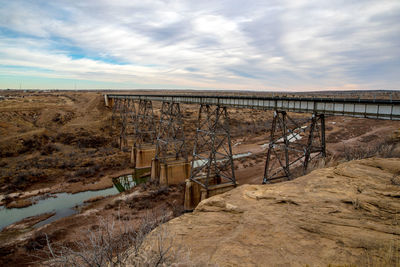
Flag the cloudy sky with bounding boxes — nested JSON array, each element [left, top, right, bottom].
[[0, 0, 399, 91]]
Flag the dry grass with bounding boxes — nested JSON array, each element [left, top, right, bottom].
[[341, 138, 400, 161], [39, 210, 186, 266], [363, 228, 400, 267]]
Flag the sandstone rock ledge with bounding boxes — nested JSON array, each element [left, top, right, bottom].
[[131, 158, 400, 266]]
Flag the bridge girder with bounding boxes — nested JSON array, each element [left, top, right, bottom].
[[106, 94, 400, 121]]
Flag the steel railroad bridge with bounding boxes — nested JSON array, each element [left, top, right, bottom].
[[105, 93, 400, 207], [107, 94, 400, 120]]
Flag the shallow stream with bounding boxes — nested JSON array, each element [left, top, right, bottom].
[[0, 174, 148, 231], [0, 187, 118, 231], [0, 151, 253, 231]]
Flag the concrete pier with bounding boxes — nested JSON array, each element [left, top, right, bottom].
[[134, 144, 156, 169], [151, 158, 190, 185], [184, 176, 236, 210], [104, 94, 110, 107], [160, 159, 190, 185], [105, 95, 114, 108]]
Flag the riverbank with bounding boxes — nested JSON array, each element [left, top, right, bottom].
[[0, 180, 185, 266], [0, 168, 134, 208]]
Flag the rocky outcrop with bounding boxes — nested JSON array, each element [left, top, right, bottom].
[[133, 158, 400, 266]]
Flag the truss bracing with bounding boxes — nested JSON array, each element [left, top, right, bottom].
[[118, 99, 128, 149], [155, 101, 187, 163], [111, 98, 127, 149], [190, 104, 236, 190], [111, 98, 137, 150], [263, 111, 326, 183], [134, 99, 156, 148], [111, 97, 122, 129], [125, 98, 137, 141]]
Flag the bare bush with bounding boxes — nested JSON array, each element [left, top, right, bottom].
[[40, 211, 183, 267], [342, 138, 399, 161], [127, 223, 187, 267]]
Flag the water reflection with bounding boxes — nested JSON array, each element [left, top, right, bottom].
[[0, 187, 118, 230], [112, 168, 150, 192], [0, 169, 153, 230]]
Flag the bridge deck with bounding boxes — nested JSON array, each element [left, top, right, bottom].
[[106, 94, 400, 120]]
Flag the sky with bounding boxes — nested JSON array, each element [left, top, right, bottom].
[[0, 0, 399, 91]]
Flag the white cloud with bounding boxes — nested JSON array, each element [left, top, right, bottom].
[[0, 0, 399, 90]]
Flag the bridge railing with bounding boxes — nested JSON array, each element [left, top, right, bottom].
[[106, 94, 400, 120]]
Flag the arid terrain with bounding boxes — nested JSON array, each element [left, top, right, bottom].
[[0, 90, 400, 266], [137, 157, 400, 266]]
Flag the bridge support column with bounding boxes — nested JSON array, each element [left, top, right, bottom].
[[111, 98, 126, 150], [303, 114, 326, 172], [263, 111, 326, 183], [111, 98, 137, 151], [104, 94, 110, 107], [112, 98, 157, 169], [133, 99, 157, 168], [151, 101, 189, 185], [186, 104, 236, 210]]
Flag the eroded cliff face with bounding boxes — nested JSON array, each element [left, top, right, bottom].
[[133, 158, 400, 266]]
